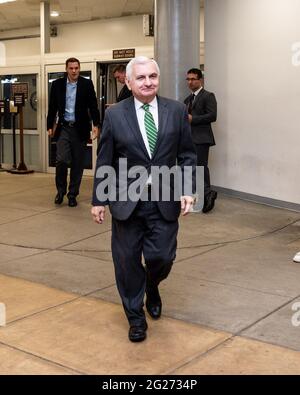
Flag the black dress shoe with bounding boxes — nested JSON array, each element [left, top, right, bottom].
[[146, 285, 162, 319], [202, 190, 217, 213], [128, 322, 148, 342], [54, 193, 64, 205], [146, 300, 162, 319], [68, 196, 77, 207]]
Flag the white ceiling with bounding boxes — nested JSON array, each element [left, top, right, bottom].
[[0, 0, 155, 31]]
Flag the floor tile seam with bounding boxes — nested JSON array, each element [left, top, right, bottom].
[[0, 241, 49, 251], [238, 333, 300, 354], [55, 244, 222, 260], [0, 228, 110, 251], [0, 340, 85, 375], [0, 185, 54, 198], [0, 207, 65, 227], [0, 248, 52, 265], [171, 271, 294, 299], [2, 285, 117, 327], [56, 229, 112, 250], [160, 335, 235, 375], [177, 218, 300, 250], [80, 284, 117, 299], [3, 295, 84, 327], [62, 243, 224, 258], [163, 330, 300, 375], [0, 246, 112, 265], [235, 293, 300, 337], [175, 244, 226, 264], [259, 218, 300, 238], [0, 207, 41, 216], [62, 250, 113, 263]]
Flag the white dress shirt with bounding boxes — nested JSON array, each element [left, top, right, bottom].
[[134, 97, 159, 159]]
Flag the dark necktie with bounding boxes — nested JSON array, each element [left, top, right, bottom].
[[187, 93, 195, 114]]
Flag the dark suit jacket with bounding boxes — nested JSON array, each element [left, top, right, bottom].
[[184, 88, 217, 146], [116, 84, 132, 102], [92, 96, 197, 222], [47, 75, 100, 141]]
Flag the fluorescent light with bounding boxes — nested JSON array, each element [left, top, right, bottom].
[[50, 11, 60, 17], [1, 78, 18, 83], [0, 0, 17, 4]]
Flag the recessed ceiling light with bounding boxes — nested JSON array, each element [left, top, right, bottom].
[[51, 11, 60, 17], [0, 0, 17, 4]]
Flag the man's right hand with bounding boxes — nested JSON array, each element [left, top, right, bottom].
[[91, 206, 106, 224], [48, 129, 54, 138]]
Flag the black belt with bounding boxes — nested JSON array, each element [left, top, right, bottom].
[[62, 120, 76, 127]]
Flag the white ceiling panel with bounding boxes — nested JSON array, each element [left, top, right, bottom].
[[0, 0, 155, 31]]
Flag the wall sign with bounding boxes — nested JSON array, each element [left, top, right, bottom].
[[11, 83, 29, 100], [113, 48, 135, 59]]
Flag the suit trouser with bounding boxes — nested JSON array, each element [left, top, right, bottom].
[[195, 143, 211, 197], [111, 200, 179, 326], [55, 126, 86, 197]]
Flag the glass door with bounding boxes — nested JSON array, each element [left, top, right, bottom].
[[97, 62, 129, 126], [0, 70, 40, 170], [45, 62, 97, 176]]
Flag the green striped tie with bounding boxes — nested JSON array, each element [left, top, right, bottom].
[[142, 103, 157, 155]]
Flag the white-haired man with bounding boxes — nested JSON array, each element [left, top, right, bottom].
[[91, 57, 196, 342]]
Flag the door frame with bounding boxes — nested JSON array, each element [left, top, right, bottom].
[[0, 65, 41, 171], [44, 62, 97, 176]]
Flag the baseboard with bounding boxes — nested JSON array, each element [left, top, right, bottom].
[[213, 186, 300, 213]]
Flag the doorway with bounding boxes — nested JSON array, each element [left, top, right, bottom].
[[45, 62, 97, 176]]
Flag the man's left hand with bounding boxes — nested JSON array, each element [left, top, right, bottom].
[[181, 195, 195, 216]]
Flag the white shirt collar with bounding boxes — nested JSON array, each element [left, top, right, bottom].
[[191, 86, 203, 96], [134, 96, 158, 111]]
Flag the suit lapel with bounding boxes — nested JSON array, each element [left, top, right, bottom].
[[152, 96, 168, 158], [192, 88, 205, 109], [124, 97, 150, 159], [61, 77, 67, 110], [75, 76, 81, 113]]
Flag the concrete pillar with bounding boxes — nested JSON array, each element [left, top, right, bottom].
[[40, 1, 50, 54], [154, 0, 200, 101], [40, 1, 50, 172]]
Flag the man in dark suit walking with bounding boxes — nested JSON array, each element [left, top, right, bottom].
[[47, 57, 100, 207], [113, 64, 132, 102], [91, 56, 196, 342], [184, 68, 217, 213]]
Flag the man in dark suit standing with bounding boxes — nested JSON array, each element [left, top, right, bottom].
[[91, 57, 196, 342], [184, 68, 217, 213], [113, 64, 132, 102], [47, 57, 100, 207]]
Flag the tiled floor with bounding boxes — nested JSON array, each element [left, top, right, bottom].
[[1, 172, 300, 374]]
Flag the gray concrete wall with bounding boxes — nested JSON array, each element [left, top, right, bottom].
[[205, 0, 300, 204]]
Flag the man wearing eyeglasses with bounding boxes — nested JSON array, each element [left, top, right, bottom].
[[184, 68, 218, 213]]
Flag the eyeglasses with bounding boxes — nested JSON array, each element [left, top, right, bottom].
[[186, 78, 200, 82]]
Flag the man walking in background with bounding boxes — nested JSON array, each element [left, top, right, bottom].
[[47, 57, 100, 207], [113, 64, 132, 102], [184, 68, 217, 213]]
